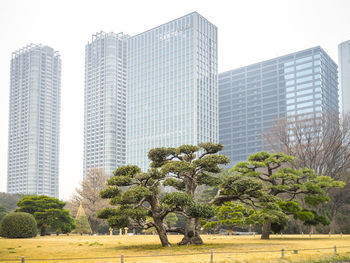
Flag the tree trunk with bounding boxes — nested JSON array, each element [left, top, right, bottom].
[[261, 220, 271, 240], [153, 218, 171, 247], [329, 208, 337, 234], [40, 225, 47, 236], [178, 218, 203, 245], [179, 181, 203, 245]]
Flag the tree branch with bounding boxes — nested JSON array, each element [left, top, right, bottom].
[[166, 227, 185, 234]]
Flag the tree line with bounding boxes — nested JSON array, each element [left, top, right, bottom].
[[0, 113, 349, 245]]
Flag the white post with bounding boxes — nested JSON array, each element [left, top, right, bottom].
[[281, 248, 285, 258], [121, 254, 124, 263], [210, 249, 214, 263], [334, 245, 337, 255], [21, 256, 25, 263]]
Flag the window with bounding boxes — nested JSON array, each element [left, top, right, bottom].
[[296, 62, 312, 70], [296, 69, 312, 77], [296, 76, 312, 84], [297, 95, 313, 102]]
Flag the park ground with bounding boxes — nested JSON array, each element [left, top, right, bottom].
[[0, 234, 349, 263]]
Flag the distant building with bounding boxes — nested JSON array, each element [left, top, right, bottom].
[[338, 40, 350, 117], [127, 12, 218, 170], [219, 46, 338, 167], [83, 32, 128, 177], [7, 44, 61, 197]]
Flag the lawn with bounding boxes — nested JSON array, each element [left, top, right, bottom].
[[0, 234, 349, 263]]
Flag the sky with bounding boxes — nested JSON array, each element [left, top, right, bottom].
[[0, 0, 349, 201]]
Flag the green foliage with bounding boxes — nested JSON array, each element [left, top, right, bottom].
[[17, 195, 65, 214], [163, 178, 185, 191], [203, 202, 254, 231], [16, 196, 75, 235], [254, 202, 290, 233], [299, 209, 330, 226], [148, 147, 176, 168], [296, 210, 314, 221], [0, 212, 37, 238], [188, 203, 215, 219], [161, 192, 194, 208], [214, 174, 269, 204], [112, 165, 141, 177], [99, 142, 229, 246], [214, 152, 344, 238], [75, 215, 92, 234], [277, 201, 301, 215], [0, 204, 7, 221], [165, 213, 178, 227], [98, 165, 158, 231], [203, 221, 219, 230], [99, 186, 121, 199], [197, 169, 231, 204]]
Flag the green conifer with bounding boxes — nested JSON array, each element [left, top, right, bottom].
[[74, 202, 92, 235]]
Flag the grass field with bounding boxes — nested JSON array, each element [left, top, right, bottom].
[[0, 234, 349, 263]]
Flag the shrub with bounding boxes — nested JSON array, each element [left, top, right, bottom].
[[0, 212, 37, 238]]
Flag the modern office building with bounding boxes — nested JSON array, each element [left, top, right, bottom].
[[127, 12, 218, 170], [7, 44, 61, 197], [84, 32, 128, 177], [219, 46, 338, 166], [338, 40, 350, 117]]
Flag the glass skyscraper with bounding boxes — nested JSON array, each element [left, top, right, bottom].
[[338, 40, 350, 118], [7, 44, 61, 197], [84, 32, 128, 177], [219, 46, 338, 166], [127, 12, 218, 170]]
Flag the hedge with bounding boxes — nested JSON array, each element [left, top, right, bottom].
[[0, 212, 37, 238]]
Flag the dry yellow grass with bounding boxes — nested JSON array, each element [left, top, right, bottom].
[[0, 234, 349, 263]]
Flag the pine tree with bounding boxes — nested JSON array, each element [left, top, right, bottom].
[[74, 202, 92, 235]]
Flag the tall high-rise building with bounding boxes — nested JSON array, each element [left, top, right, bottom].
[[219, 46, 338, 166], [84, 32, 128, 177], [7, 44, 61, 197], [127, 12, 218, 170], [338, 40, 350, 117]]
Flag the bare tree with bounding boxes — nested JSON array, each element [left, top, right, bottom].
[[265, 112, 350, 232], [266, 112, 350, 178], [66, 168, 109, 234]]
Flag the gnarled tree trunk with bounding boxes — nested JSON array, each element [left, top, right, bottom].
[[178, 179, 203, 245], [261, 220, 271, 240], [178, 218, 203, 245], [149, 193, 171, 247], [153, 217, 171, 247]]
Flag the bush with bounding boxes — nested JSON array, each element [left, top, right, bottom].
[[0, 212, 37, 238]]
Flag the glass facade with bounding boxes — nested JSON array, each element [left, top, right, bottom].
[[127, 12, 218, 170], [7, 44, 61, 197], [84, 32, 128, 177], [219, 46, 338, 167], [338, 40, 350, 117]]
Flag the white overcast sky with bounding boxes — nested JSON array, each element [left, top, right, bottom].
[[0, 0, 349, 200]]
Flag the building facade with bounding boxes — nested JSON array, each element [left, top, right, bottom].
[[219, 47, 338, 167], [338, 40, 350, 117], [127, 12, 218, 170], [7, 44, 61, 197], [84, 32, 128, 177]]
